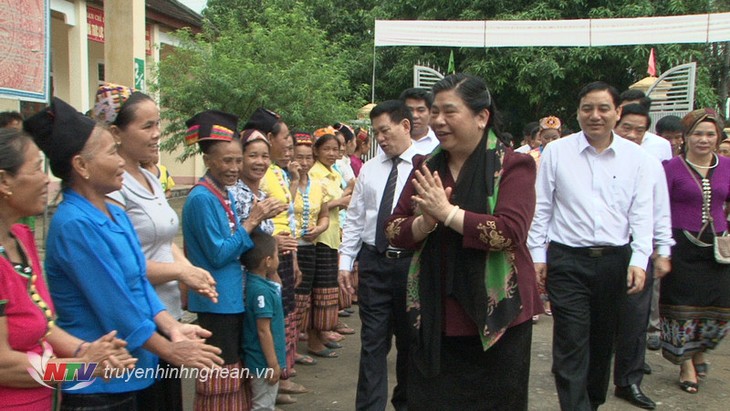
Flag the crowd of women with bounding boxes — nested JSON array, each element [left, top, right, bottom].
[[0, 81, 370, 410], [0, 72, 728, 411]]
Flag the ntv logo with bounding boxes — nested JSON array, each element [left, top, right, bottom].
[[27, 342, 97, 390]]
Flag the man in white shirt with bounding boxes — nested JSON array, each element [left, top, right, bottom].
[[528, 82, 654, 411], [399, 88, 439, 155], [338, 100, 418, 411], [611, 103, 674, 410], [618, 91, 673, 162]]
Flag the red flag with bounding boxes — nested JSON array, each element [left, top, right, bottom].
[[647, 48, 657, 77]]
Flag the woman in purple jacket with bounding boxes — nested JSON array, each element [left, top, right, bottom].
[[660, 108, 730, 394]]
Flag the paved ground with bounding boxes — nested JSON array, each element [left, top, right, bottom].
[[40, 194, 728, 410]]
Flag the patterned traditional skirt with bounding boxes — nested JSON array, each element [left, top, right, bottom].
[[659, 229, 730, 364]]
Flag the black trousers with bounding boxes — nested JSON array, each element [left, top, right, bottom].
[[61, 392, 136, 411], [613, 262, 654, 387], [407, 321, 533, 411], [547, 242, 630, 411], [196, 312, 244, 364], [356, 245, 410, 411]]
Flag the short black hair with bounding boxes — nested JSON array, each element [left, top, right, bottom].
[[522, 121, 539, 138], [578, 81, 620, 108], [501, 132, 514, 146], [619, 89, 651, 110], [399, 88, 433, 109], [655, 115, 683, 135], [369, 100, 413, 129], [0, 111, 23, 128], [618, 103, 651, 129], [240, 231, 277, 270]]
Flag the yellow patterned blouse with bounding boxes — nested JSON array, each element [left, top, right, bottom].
[[260, 164, 294, 235], [308, 161, 342, 249], [293, 176, 328, 242]]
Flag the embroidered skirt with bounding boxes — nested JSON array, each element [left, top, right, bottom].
[[660, 229, 730, 364]]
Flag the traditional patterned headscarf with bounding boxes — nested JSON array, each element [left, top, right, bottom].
[[92, 83, 134, 124], [240, 128, 270, 147], [539, 116, 562, 131], [293, 131, 313, 146], [313, 126, 336, 140], [185, 110, 238, 146], [681, 108, 725, 138], [356, 127, 369, 142]]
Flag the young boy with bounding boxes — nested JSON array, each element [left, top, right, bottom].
[[241, 232, 287, 411]]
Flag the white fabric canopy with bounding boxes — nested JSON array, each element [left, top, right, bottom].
[[375, 13, 730, 47]]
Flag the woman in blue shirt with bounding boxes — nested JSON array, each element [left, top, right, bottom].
[[181, 110, 255, 409], [24, 98, 223, 410]]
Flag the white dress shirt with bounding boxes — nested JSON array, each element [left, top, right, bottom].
[[527, 131, 654, 269], [339, 143, 420, 271], [376, 127, 439, 157], [412, 127, 440, 155], [641, 132, 672, 162], [644, 155, 674, 256]]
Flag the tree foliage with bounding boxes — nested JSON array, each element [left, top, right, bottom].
[[371, 0, 730, 136], [157, 0, 730, 157], [153, 2, 357, 159]]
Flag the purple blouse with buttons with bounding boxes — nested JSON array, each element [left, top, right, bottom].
[[664, 155, 730, 233]]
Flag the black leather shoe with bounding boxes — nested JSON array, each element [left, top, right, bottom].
[[642, 362, 652, 375], [615, 384, 656, 409]]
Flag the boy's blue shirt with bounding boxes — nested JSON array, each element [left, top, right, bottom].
[[242, 271, 287, 373]]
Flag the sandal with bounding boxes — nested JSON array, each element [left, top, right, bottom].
[[322, 331, 345, 342], [694, 362, 709, 379], [679, 379, 699, 394], [295, 353, 317, 366], [308, 348, 339, 358], [335, 321, 356, 335], [324, 341, 342, 349]]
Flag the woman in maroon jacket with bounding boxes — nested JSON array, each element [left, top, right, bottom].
[[385, 73, 542, 410]]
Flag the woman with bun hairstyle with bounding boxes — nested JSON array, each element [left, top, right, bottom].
[[386, 74, 541, 409], [25, 98, 223, 410], [0, 128, 135, 411]]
